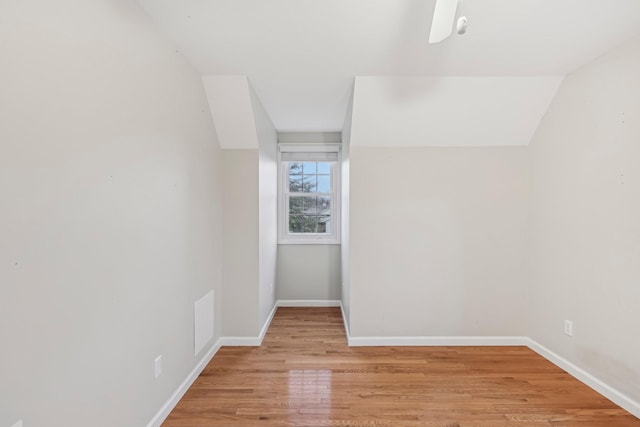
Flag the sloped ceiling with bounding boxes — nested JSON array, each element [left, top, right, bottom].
[[138, 0, 640, 146], [351, 76, 564, 147], [202, 76, 259, 149]]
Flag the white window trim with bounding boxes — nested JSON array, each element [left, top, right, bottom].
[[278, 143, 341, 245]]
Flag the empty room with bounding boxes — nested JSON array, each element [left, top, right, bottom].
[[1, 0, 639, 426]]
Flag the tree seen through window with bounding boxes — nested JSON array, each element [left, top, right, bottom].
[[287, 162, 331, 233]]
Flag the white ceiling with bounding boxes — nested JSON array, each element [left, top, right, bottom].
[[138, 0, 640, 133]]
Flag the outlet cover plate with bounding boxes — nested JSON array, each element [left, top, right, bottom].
[[564, 320, 573, 337]]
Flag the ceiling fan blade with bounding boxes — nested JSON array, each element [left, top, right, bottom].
[[429, 0, 458, 44]]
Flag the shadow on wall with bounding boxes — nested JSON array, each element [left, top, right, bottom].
[[577, 346, 640, 402]]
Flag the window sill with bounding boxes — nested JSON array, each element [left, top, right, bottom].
[[278, 238, 341, 245]]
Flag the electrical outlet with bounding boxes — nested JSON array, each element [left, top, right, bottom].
[[564, 320, 573, 337], [11, 420, 23, 427], [154, 355, 162, 379]]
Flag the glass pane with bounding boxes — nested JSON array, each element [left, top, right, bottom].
[[317, 175, 331, 193], [303, 197, 318, 214], [317, 196, 330, 214], [289, 175, 303, 192], [289, 197, 303, 214], [302, 162, 317, 174], [317, 216, 330, 233], [302, 175, 316, 193], [317, 162, 331, 174], [289, 215, 304, 232], [289, 162, 303, 175], [290, 214, 331, 234], [287, 159, 334, 236], [302, 216, 317, 233]]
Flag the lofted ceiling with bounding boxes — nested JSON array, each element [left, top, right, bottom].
[[138, 0, 640, 139]]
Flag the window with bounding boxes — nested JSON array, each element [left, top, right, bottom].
[[278, 144, 341, 244]]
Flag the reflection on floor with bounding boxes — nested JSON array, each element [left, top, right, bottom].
[[163, 307, 640, 426]]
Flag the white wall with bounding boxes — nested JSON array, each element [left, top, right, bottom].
[[0, 1, 224, 426], [219, 84, 277, 337], [221, 150, 260, 336], [349, 147, 530, 337], [340, 94, 353, 331], [275, 132, 343, 302], [276, 245, 341, 300], [252, 88, 278, 327], [529, 35, 640, 404]]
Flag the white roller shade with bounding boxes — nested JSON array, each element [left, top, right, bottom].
[[280, 152, 338, 162], [279, 143, 340, 162]]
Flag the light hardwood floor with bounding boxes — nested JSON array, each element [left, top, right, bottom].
[[163, 307, 640, 426]]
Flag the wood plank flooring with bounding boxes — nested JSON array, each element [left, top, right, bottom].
[[163, 307, 640, 426]]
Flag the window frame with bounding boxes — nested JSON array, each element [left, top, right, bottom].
[[278, 143, 341, 245]]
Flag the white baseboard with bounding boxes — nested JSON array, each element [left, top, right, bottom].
[[146, 337, 222, 427], [259, 302, 278, 342], [221, 301, 341, 347], [149, 306, 640, 425], [343, 332, 640, 417], [220, 336, 262, 346], [147, 302, 278, 425], [221, 301, 279, 347], [277, 299, 341, 307], [339, 301, 351, 344], [526, 338, 640, 418], [348, 336, 529, 347]]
